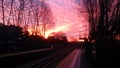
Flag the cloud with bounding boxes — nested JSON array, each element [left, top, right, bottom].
[[45, 0, 89, 40]]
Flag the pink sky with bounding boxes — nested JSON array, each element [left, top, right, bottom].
[[46, 0, 89, 41]]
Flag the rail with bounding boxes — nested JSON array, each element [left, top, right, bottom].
[[17, 45, 78, 68], [0, 48, 52, 58]]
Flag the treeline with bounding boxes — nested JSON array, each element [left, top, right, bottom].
[[0, 0, 68, 54], [0, 24, 68, 54], [47, 32, 68, 49], [0, 0, 54, 36]]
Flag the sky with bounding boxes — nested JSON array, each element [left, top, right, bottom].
[[45, 0, 89, 41], [0, 0, 89, 42]]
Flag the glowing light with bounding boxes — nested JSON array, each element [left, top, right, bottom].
[[45, 24, 71, 38], [27, 29, 33, 35], [78, 39, 85, 42], [67, 37, 78, 42]]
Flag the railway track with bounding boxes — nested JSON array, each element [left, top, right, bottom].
[[17, 45, 79, 68], [0, 44, 81, 68]]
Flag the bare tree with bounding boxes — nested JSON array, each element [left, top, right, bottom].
[[1, 0, 5, 24], [79, 0, 120, 40], [7, 0, 14, 25], [0, 0, 54, 37], [31, 0, 54, 36], [40, 1, 54, 37], [17, 0, 25, 26]]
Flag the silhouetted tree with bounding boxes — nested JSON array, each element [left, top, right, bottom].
[[80, 0, 120, 40], [0, 0, 54, 37], [80, 0, 120, 68], [47, 32, 68, 49], [7, 0, 14, 25], [1, 0, 5, 24], [40, 0, 54, 37]]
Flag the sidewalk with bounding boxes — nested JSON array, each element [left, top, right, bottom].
[[55, 49, 95, 68], [55, 49, 81, 68]]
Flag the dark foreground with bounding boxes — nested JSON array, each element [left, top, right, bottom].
[[0, 42, 96, 68]]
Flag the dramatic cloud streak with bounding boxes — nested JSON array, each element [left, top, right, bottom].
[[45, 0, 89, 41]]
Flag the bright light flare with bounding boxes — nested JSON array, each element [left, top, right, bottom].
[[27, 23, 72, 38], [27, 29, 33, 35], [45, 24, 71, 38], [78, 39, 85, 42]]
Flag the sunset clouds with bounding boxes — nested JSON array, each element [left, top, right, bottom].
[[45, 0, 89, 41]]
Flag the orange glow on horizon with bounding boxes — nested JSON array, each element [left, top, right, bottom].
[[45, 24, 72, 38], [27, 29, 33, 35], [27, 23, 72, 38], [27, 22, 89, 42], [78, 39, 85, 42]]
